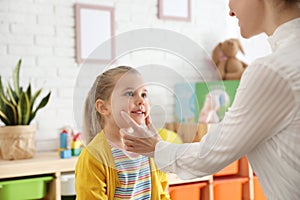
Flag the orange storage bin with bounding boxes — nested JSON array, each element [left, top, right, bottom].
[[214, 160, 239, 176], [253, 176, 267, 200], [213, 177, 248, 200], [169, 182, 207, 200]]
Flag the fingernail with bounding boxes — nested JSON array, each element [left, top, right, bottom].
[[127, 127, 134, 134]]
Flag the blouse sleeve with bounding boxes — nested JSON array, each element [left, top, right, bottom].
[[154, 63, 295, 180], [75, 148, 108, 200]]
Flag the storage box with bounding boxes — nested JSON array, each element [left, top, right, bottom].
[[214, 160, 239, 176], [175, 80, 240, 123], [169, 182, 208, 200], [61, 173, 76, 196], [253, 176, 267, 200], [213, 177, 248, 200], [0, 176, 53, 200]]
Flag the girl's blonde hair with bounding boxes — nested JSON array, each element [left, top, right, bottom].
[[83, 66, 140, 143]]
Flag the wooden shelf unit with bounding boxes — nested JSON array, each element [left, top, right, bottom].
[[0, 149, 266, 200], [0, 152, 78, 200], [0, 151, 212, 200], [164, 123, 266, 200]]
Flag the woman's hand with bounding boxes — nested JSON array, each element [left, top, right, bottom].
[[120, 111, 161, 157]]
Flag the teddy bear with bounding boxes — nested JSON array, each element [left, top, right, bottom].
[[212, 38, 248, 80]]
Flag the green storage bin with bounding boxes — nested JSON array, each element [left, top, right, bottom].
[[0, 176, 53, 200]]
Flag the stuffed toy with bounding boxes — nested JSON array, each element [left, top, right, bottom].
[[212, 38, 248, 80]]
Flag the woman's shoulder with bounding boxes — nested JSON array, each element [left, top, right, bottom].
[[248, 49, 300, 85], [253, 34, 300, 74]]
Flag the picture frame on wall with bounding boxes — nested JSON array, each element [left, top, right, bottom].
[[158, 0, 191, 21], [75, 3, 115, 64]]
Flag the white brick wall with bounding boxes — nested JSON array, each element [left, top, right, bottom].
[[0, 0, 271, 151]]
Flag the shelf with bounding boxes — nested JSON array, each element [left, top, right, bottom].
[[169, 181, 208, 200], [0, 150, 267, 200], [0, 151, 78, 200], [162, 123, 267, 199], [0, 151, 78, 179]]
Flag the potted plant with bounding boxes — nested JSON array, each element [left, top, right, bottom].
[[0, 59, 51, 160]]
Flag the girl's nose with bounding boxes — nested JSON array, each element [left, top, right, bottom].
[[136, 95, 145, 105]]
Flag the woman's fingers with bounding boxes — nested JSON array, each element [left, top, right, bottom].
[[121, 111, 139, 130], [120, 128, 157, 157], [120, 111, 160, 157], [123, 137, 135, 148], [121, 111, 155, 138], [145, 116, 156, 133]]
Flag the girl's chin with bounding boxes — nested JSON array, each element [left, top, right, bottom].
[[133, 119, 143, 125], [130, 115, 145, 125]]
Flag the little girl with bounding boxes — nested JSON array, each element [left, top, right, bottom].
[[75, 66, 170, 199]]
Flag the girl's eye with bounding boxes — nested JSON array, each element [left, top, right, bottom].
[[142, 92, 148, 98], [124, 91, 134, 96]]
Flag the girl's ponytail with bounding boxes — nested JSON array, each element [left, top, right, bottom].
[[83, 77, 102, 143]]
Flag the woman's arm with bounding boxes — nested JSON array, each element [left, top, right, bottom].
[[122, 62, 295, 179], [154, 63, 295, 179]]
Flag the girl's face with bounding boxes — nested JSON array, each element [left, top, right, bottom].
[[228, 0, 266, 38], [109, 72, 150, 129]]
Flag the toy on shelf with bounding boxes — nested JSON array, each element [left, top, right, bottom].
[[212, 38, 248, 80], [71, 133, 82, 156], [58, 126, 82, 159], [59, 129, 72, 159]]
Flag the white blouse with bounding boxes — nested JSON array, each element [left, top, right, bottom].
[[155, 18, 300, 199]]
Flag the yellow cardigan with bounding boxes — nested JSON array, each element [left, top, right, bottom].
[[75, 131, 170, 200]]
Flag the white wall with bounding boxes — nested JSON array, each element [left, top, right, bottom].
[[0, 0, 271, 151]]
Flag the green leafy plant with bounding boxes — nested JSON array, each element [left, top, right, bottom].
[[0, 59, 51, 125]]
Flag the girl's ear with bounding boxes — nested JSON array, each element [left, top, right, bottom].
[[95, 99, 110, 115]]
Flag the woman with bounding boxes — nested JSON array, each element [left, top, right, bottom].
[[121, 0, 300, 199]]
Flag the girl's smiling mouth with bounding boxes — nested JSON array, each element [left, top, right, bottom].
[[131, 109, 145, 115]]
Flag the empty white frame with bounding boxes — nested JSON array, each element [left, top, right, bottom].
[[158, 0, 191, 21], [75, 4, 115, 63]]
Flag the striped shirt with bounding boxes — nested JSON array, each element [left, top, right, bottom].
[[155, 17, 300, 200], [111, 146, 151, 200]]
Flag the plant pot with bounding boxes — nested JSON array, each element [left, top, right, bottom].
[[0, 124, 36, 160]]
